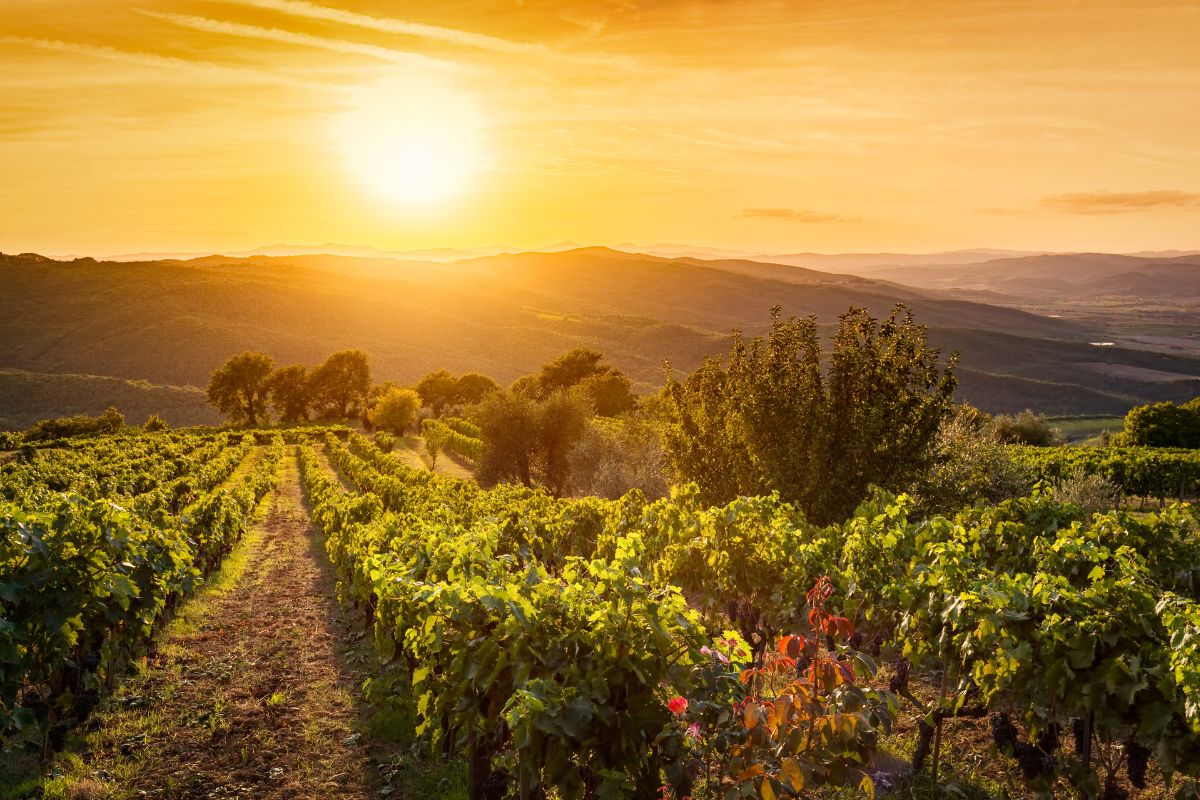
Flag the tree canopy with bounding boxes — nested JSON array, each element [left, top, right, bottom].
[[268, 364, 311, 423], [310, 350, 371, 419], [1123, 400, 1200, 448], [662, 305, 957, 524], [206, 351, 275, 426], [368, 387, 421, 435]]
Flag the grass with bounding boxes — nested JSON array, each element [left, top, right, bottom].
[[1047, 415, 1124, 443]]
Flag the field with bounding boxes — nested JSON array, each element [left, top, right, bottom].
[[5, 426, 1200, 799], [1047, 416, 1126, 444]]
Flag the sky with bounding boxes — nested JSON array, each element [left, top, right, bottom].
[[3, 0, 1200, 257]]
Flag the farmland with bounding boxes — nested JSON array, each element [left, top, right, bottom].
[[6, 423, 1200, 799]]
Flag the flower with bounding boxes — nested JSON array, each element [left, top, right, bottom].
[[668, 696, 688, 715], [686, 722, 701, 741]]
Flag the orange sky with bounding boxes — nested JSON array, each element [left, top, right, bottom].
[[3, 0, 1200, 256]]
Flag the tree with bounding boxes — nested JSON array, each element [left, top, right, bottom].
[[416, 369, 459, 416], [474, 390, 540, 487], [310, 350, 371, 419], [268, 364, 312, 423], [206, 351, 275, 426], [368, 387, 421, 435], [510, 374, 543, 399], [454, 372, 500, 405], [538, 347, 605, 393], [662, 305, 957, 524], [1123, 400, 1200, 448], [537, 389, 592, 497], [578, 370, 636, 417]]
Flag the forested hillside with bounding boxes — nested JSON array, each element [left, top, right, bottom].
[[2, 247, 1198, 427]]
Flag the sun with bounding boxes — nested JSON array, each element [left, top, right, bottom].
[[336, 78, 484, 209]]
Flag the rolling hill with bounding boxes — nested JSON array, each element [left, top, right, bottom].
[[1, 247, 1197, 428]]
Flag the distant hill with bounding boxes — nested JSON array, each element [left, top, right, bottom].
[[0, 368, 216, 430], [1, 247, 1198, 427], [860, 252, 1200, 299]]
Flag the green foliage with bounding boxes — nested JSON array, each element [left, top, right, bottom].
[[1124, 400, 1200, 448], [310, 350, 371, 419], [514, 348, 636, 417], [663, 305, 957, 524], [268, 364, 312, 423], [567, 416, 667, 500], [416, 369, 458, 416], [368, 387, 421, 435], [474, 391, 539, 487], [206, 351, 274, 425], [912, 405, 1032, 512], [422, 418, 482, 464], [416, 371, 501, 416], [373, 430, 397, 453], [1012, 444, 1200, 501], [142, 414, 169, 432], [991, 409, 1064, 446], [24, 406, 125, 442], [537, 390, 591, 497], [0, 430, 286, 753]]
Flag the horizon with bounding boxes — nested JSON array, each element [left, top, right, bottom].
[[15, 241, 1200, 264], [4, 1, 1200, 255]]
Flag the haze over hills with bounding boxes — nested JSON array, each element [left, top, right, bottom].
[[1, 246, 1197, 429]]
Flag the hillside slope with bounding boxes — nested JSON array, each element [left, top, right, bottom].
[[1, 248, 1197, 424]]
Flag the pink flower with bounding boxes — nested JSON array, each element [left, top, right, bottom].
[[686, 722, 701, 740], [668, 696, 688, 715]]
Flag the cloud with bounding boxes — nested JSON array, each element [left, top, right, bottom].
[[230, 0, 545, 56], [1039, 190, 1200, 215], [224, 0, 634, 68], [739, 208, 854, 223], [0, 36, 317, 88], [140, 11, 460, 71]]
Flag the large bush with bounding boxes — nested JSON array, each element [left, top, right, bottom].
[[662, 305, 956, 524]]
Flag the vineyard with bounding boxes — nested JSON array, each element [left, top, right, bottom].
[[3, 429, 1200, 798]]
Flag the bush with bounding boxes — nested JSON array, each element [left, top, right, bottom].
[[26, 406, 125, 442], [991, 409, 1063, 446], [567, 417, 667, 500], [143, 414, 169, 432], [368, 387, 421, 435], [1051, 467, 1121, 512], [373, 431, 396, 453], [912, 406, 1032, 512]]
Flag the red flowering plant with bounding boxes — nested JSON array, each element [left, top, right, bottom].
[[657, 631, 755, 798], [723, 576, 898, 799], [658, 579, 894, 798]]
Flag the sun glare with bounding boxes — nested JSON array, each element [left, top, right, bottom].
[[336, 78, 484, 209]]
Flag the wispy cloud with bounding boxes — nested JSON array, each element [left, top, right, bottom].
[[231, 0, 545, 56], [140, 10, 460, 71], [0, 35, 317, 88], [224, 0, 633, 69], [740, 208, 855, 223], [1039, 190, 1200, 215]]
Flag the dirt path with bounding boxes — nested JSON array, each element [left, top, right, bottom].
[[60, 448, 379, 800]]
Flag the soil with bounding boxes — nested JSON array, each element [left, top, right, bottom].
[[64, 450, 380, 799]]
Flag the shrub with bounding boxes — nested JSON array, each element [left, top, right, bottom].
[[1051, 467, 1120, 513], [143, 414, 169, 432], [992, 409, 1064, 446], [373, 431, 396, 453]]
